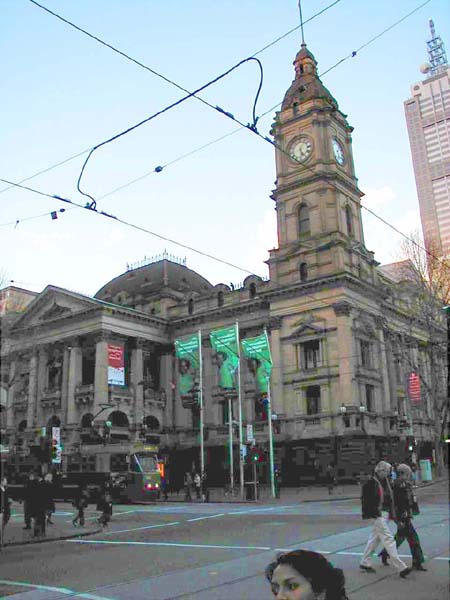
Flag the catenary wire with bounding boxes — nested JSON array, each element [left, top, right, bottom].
[[2, 174, 446, 365], [5, 0, 438, 269], [9, 0, 342, 200], [75, 57, 264, 207]]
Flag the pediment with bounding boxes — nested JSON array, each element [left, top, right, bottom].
[[284, 316, 327, 340], [11, 286, 100, 330]]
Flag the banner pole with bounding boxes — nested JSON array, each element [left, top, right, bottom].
[[267, 383, 276, 498], [198, 330, 204, 479], [236, 321, 244, 501], [228, 396, 234, 492]]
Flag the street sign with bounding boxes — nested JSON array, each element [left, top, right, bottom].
[[246, 424, 254, 443], [240, 444, 247, 460]]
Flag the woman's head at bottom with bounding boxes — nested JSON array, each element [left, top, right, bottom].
[[265, 550, 347, 600]]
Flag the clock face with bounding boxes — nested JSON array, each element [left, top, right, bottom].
[[291, 137, 312, 163], [332, 138, 345, 165]]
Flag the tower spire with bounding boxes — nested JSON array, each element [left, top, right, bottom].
[[425, 18, 448, 76], [298, 0, 306, 46]]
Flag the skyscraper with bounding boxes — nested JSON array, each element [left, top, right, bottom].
[[404, 19, 450, 255]]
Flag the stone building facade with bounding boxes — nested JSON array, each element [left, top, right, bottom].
[[1, 45, 446, 487]]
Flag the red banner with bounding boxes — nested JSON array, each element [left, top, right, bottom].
[[408, 372, 421, 405], [108, 344, 125, 385]]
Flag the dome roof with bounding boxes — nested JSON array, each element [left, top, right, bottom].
[[281, 44, 338, 111], [95, 259, 213, 302]]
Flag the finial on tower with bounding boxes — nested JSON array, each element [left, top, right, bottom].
[[420, 18, 448, 77]]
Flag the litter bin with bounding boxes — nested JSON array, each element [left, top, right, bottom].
[[419, 459, 432, 482]]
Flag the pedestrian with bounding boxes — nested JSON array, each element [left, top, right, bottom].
[[184, 471, 192, 502], [160, 475, 169, 501], [72, 485, 89, 527], [359, 460, 411, 578], [1, 477, 12, 534], [265, 549, 349, 599], [97, 487, 112, 528], [325, 463, 336, 495], [379, 463, 427, 571], [23, 472, 37, 530], [44, 473, 55, 525], [274, 467, 281, 499], [201, 471, 209, 503], [33, 474, 48, 537], [193, 472, 201, 500]]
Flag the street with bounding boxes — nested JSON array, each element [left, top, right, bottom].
[[0, 482, 448, 599]]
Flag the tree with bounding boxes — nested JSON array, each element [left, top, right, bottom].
[[395, 231, 449, 476]]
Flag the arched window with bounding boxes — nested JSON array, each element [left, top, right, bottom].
[[249, 283, 256, 299], [217, 291, 224, 307], [345, 205, 353, 237], [299, 262, 308, 282], [188, 298, 194, 315], [298, 203, 310, 235], [109, 411, 129, 427], [18, 419, 27, 432], [144, 415, 160, 431]]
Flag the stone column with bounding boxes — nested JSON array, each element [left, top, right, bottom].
[[93, 333, 110, 415], [159, 351, 171, 429], [332, 302, 355, 406], [268, 317, 283, 416], [376, 323, 391, 415], [61, 345, 70, 425], [35, 346, 48, 428], [27, 351, 38, 428], [6, 355, 17, 430], [131, 339, 144, 427], [67, 341, 82, 426]]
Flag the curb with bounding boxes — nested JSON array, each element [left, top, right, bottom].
[[1, 527, 103, 548]]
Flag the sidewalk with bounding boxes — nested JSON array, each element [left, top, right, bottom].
[[0, 506, 102, 549]]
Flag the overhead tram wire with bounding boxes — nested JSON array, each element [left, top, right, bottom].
[[4, 174, 447, 364], [75, 56, 263, 207], [7, 1, 439, 264], [12, 0, 342, 196]]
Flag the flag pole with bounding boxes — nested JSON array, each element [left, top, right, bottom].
[[236, 321, 244, 501], [228, 395, 234, 492], [198, 330, 204, 478], [264, 328, 276, 498]]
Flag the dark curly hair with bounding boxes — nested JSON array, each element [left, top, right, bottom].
[[265, 549, 348, 600]]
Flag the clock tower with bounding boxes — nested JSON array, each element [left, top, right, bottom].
[[268, 44, 377, 285]]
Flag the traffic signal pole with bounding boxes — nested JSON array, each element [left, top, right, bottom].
[[267, 384, 275, 498], [198, 330, 205, 479], [236, 322, 244, 501]]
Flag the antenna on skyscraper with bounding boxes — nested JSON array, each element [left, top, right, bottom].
[[421, 18, 448, 77], [298, 0, 306, 46]]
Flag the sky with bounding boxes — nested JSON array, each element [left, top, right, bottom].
[[2, 0, 450, 297]]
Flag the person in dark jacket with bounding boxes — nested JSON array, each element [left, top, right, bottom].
[[23, 472, 37, 530], [359, 461, 411, 578], [72, 486, 89, 527], [44, 473, 55, 525], [379, 463, 426, 571], [33, 475, 48, 537], [1, 477, 12, 533]]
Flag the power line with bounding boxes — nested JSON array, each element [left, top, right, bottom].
[[11, 0, 341, 198], [6, 2, 441, 270], [0, 177, 258, 277]]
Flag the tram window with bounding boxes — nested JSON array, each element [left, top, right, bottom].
[[131, 453, 157, 472]]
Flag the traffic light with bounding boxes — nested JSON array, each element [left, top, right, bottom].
[[103, 420, 112, 444], [406, 436, 415, 452], [51, 439, 58, 461], [249, 447, 264, 463]]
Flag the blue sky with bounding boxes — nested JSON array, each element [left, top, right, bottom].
[[2, 0, 450, 296]]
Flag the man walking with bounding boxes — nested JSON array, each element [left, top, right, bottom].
[[360, 460, 411, 578]]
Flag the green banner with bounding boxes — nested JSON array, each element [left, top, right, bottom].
[[175, 334, 199, 396], [209, 325, 239, 390], [241, 331, 272, 395]]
